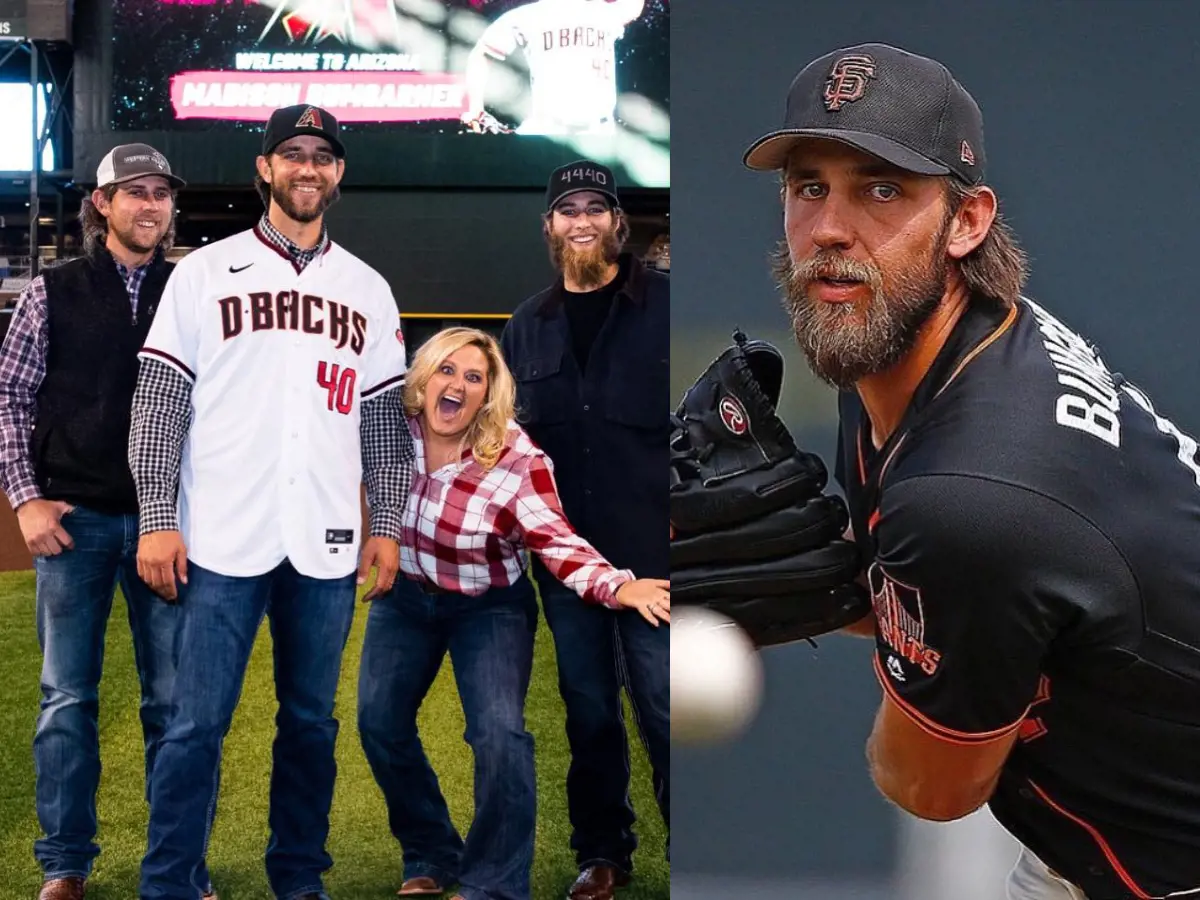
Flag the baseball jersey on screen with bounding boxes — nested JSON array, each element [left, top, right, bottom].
[[481, 0, 644, 131], [140, 225, 407, 579]]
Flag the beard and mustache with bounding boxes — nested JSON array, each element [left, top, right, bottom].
[[773, 219, 952, 390], [549, 221, 623, 289], [268, 169, 340, 223], [109, 216, 169, 255]]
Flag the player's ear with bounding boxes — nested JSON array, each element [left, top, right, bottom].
[[255, 154, 273, 184], [946, 184, 997, 261], [333, 158, 346, 185], [91, 188, 110, 216], [614, 208, 630, 244]]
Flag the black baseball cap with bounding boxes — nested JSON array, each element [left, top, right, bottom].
[[743, 43, 985, 184], [545, 160, 620, 211], [262, 104, 345, 158], [96, 143, 185, 190]]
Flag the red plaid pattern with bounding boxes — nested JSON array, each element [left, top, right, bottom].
[[400, 416, 633, 606]]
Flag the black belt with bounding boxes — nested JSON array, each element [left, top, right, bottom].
[[412, 578, 452, 596]]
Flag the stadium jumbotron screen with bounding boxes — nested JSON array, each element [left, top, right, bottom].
[[109, 0, 669, 187]]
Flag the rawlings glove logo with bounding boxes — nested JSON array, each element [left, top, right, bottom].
[[718, 395, 748, 435]]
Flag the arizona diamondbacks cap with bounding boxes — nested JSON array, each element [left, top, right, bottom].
[[263, 104, 346, 158], [743, 43, 986, 184], [96, 143, 185, 190]]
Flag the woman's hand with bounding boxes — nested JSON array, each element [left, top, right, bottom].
[[615, 578, 671, 625]]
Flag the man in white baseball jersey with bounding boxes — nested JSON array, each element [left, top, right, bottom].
[[461, 0, 645, 135], [129, 104, 415, 900]]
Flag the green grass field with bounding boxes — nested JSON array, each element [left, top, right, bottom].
[[0, 571, 668, 900]]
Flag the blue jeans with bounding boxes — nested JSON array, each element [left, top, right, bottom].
[[138, 559, 356, 900], [357, 576, 538, 900], [31, 506, 200, 885], [533, 559, 670, 874]]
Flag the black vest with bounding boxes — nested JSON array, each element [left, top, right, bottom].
[[32, 248, 172, 515]]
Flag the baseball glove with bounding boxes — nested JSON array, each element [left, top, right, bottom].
[[670, 329, 871, 647]]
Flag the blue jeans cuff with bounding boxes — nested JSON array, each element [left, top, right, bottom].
[[403, 862, 458, 885], [279, 887, 327, 900], [579, 857, 632, 876], [43, 869, 90, 881]]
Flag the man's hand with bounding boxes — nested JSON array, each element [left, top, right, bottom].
[[16, 499, 75, 557], [358, 536, 400, 603], [137, 530, 188, 602]]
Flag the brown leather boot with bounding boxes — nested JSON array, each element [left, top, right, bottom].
[[38, 877, 85, 900], [396, 877, 445, 897], [566, 865, 632, 900]]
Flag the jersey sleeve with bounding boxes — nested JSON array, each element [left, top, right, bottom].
[[139, 258, 201, 381], [478, 8, 523, 60], [360, 277, 407, 401], [869, 474, 1130, 743]]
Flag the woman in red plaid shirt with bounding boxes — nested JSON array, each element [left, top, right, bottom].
[[356, 327, 669, 900]]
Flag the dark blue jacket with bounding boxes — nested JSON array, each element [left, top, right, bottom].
[[501, 254, 668, 580]]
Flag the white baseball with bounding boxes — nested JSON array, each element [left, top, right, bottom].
[[671, 607, 763, 745]]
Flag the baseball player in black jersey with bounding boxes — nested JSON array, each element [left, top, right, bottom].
[[730, 43, 1200, 899]]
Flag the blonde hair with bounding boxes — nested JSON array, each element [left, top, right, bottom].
[[402, 327, 516, 470]]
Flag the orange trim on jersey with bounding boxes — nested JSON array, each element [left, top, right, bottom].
[[1026, 779, 1153, 899], [873, 654, 1029, 746], [933, 302, 1020, 401], [856, 430, 867, 485], [867, 508, 881, 533]]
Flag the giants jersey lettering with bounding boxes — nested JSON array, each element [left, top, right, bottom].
[[140, 227, 407, 579], [481, 0, 644, 130], [836, 298, 1200, 897]]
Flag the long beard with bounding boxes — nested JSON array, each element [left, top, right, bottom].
[[550, 223, 622, 289], [773, 225, 951, 389], [270, 174, 339, 224]]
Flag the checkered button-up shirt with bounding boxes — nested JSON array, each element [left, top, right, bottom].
[[400, 416, 633, 606], [0, 256, 155, 509], [255, 213, 329, 272]]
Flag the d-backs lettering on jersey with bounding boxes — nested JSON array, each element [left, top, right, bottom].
[[139, 226, 407, 580], [837, 298, 1200, 896], [217, 290, 367, 355], [481, 0, 644, 129]]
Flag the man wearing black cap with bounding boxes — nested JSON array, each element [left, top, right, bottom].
[[130, 104, 414, 900], [723, 42, 1200, 898], [501, 161, 670, 900], [0, 146, 215, 900]]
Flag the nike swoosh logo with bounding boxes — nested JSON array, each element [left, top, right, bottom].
[[229, 263, 253, 273]]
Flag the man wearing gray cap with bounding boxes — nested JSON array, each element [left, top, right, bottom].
[[0, 145, 214, 900], [677, 42, 1200, 899], [502, 160, 670, 900]]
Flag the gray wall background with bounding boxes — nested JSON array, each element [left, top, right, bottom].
[[671, 0, 1200, 894], [325, 190, 555, 316]]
